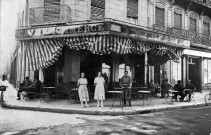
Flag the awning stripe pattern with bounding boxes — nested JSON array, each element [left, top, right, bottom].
[[20, 34, 184, 70], [22, 38, 63, 71]]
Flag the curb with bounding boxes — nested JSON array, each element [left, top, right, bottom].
[[1, 101, 209, 115]]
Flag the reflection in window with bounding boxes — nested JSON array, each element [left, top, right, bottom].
[[119, 63, 131, 79]]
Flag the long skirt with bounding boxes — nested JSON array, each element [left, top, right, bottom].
[[78, 85, 89, 102], [94, 84, 105, 100]]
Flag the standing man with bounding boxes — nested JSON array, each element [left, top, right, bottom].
[[120, 71, 132, 107]]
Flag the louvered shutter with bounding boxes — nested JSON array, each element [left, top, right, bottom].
[[91, 0, 105, 19], [44, 0, 60, 6], [203, 21, 210, 35], [43, 0, 61, 23], [190, 18, 197, 32], [174, 13, 182, 29], [155, 7, 165, 26], [127, 0, 138, 18]]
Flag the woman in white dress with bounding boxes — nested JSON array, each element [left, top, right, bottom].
[[78, 73, 89, 108], [94, 72, 105, 107]]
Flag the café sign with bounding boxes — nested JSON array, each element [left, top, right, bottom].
[[16, 23, 108, 39]]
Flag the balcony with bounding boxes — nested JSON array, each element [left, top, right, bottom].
[[153, 24, 211, 47], [190, 0, 211, 8], [29, 5, 71, 26]]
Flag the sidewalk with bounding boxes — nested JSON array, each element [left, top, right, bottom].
[[1, 84, 210, 115]]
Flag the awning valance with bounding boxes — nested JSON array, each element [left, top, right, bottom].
[[19, 34, 184, 71], [22, 38, 63, 71]]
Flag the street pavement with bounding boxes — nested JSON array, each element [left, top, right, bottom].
[[1, 82, 210, 115], [0, 105, 211, 135]]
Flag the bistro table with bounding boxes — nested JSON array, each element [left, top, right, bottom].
[[20, 86, 36, 100], [40, 87, 55, 102], [163, 90, 178, 104], [137, 90, 152, 106], [108, 87, 124, 108]]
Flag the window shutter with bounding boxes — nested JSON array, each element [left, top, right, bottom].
[[155, 7, 165, 26], [203, 21, 210, 35], [44, 0, 60, 6], [91, 0, 105, 19], [127, 0, 138, 18], [174, 13, 182, 29], [190, 18, 197, 32]]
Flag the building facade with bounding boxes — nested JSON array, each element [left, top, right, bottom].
[[12, 0, 211, 91]]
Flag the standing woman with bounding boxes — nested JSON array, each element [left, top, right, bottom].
[[94, 72, 105, 107], [78, 73, 89, 108]]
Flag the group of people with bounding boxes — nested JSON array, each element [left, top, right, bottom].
[[17, 77, 41, 100], [78, 71, 132, 108], [150, 79, 196, 102]]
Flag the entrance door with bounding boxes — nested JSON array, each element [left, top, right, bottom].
[[188, 57, 200, 91]]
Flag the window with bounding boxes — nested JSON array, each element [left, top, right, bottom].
[[174, 12, 182, 29], [91, 0, 105, 20], [44, 0, 60, 6], [43, 0, 61, 22], [127, 0, 138, 24], [155, 7, 165, 26], [172, 59, 181, 85], [190, 18, 197, 32], [204, 59, 211, 84], [203, 21, 210, 35], [119, 64, 131, 79]]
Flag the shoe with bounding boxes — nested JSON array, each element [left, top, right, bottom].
[[129, 105, 132, 107], [86, 105, 89, 108], [17, 98, 21, 100], [101, 105, 104, 108], [97, 105, 99, 108]]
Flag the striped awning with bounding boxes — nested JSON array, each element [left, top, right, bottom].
[[21, 38, 63, 71], [19, 34, 184, 71], [62, 35, 151, 55]]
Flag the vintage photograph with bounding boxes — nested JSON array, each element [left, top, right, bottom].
[[0, 0, 211, 134]]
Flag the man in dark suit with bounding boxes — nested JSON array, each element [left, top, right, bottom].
[[34, 77, 41, 92], [182, 80, 196, 102]]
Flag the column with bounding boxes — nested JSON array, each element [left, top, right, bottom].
[[199, 57, 203, 92], [144, 53, 148, 85]]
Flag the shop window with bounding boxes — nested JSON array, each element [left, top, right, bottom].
[[155, 6, 165, 26], [190, 17, 197, 32], [127, 0, 138, 24], [203, 21, 210, 35], [119, 64, 131, 79], [172, 59, 181, 85], [174, 12, 182, 29], [43, 0, 61, 22], [91, 0, 105, 20]]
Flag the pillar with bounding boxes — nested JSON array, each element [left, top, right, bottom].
[[112, 54, 119, 82], [199, 57, 203, 92], [144, 53, 148, 85]]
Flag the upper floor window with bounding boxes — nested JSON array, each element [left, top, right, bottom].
[[127, 0, 138, 24], [190, 17, 197, 32], [174, 12, 182, 29], [155, 7, 165, 26], [44, 0, 60, 6], [203, 21, 210, 35], [91, 0, 105, 20]]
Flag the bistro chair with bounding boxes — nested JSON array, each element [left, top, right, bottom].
[[67, 85, 79, 104]]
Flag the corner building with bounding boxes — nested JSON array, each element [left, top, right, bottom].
[[12, 0, 211, 92]]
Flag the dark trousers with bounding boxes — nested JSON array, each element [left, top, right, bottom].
[[182, 90, 193, 101], [122, 87, 131, 106], [161, 89, 169, 97], [17, 90, 23, 98]]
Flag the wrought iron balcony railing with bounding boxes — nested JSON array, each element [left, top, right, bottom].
[[153, 24, 211, 47], [152, 24, 189, 39], [190, 0, 211, 7], [29, 5, 72, 26]]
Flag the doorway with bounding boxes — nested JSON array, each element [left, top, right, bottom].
[[188, 57, 200, 92]]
